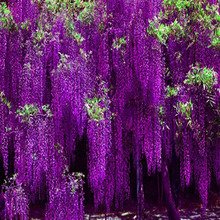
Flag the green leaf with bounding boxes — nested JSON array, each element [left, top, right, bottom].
[[4, 9, 10, 14]]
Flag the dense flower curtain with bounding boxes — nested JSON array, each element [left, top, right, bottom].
[[0, 0, 219, 220]]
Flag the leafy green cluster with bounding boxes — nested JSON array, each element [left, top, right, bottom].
[[85, 80, 110, 122], [32, 0, 74, 15], [20, 19, 31, 31], [49, 0, 94, 40], [33, 28, 47, 43], [74, 32, 84, 46], [79, 48, 92, 61], [74, 0, 95, 23], [54, 142, 63, 154], [42, 104, 53, 117], [147, 0, 220, 48], [0, 0, 95, 60], [112, 37, 127, 50], [31, 0, 93, 50], [0, 91, 11, 109], [166, 85, 179, 98], [57, 52, 72, 71], [23, 62, 32, 71], [97, 5, 112, 34], [0, 2, 18, 32], [16, 103, 52, 123], [65, 24, 85, 46], [32, 16, 52, 55], [174, 98, 193, 125], [31, 10, 56, 53], [85, 96, 106, 122], [184, 63, 218, 93], [16, 104, 39, 123], [157, 105, 169, 130], [5, 126, 12, 132], [147, 18, 184, 45]]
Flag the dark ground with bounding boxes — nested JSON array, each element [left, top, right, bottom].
[[28, 196, 220, 220]]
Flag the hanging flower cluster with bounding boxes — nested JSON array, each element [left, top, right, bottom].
[[0, 0, 219, 218], [45, 165, 84, 220], [86, 79, 112, 210], [2, 174, 29, 220]]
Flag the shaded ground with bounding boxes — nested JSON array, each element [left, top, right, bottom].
[[26, 192, 220, 219], [83, 208, 220, 220], [29, 205, 220, 220]]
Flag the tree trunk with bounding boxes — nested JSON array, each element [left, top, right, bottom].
[[135, 138, 144, 220], [161, 40, 181, 220], [161, 155, 180, 220]]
